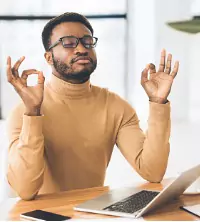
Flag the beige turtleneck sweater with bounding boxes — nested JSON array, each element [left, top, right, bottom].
[[7, 74, 170, 200]]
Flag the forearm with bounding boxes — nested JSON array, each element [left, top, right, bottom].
[[7, 115, 45, 200], [135, 102, 170, 182]]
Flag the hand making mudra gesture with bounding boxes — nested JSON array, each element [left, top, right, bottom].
[[141, 49, 179, 104], [7, 56, 45, 116]]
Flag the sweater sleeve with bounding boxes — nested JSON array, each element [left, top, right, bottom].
[[6, 104, 45, 200], [116, 101, 170, 183]]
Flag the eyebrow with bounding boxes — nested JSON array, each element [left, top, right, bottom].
[[82, 34, 93, 37], [65, 34, 93, 38]]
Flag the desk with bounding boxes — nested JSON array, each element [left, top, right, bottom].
[[1, 179, 200, 221]]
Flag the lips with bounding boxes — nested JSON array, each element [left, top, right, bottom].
[[72, 56, 92, 64]]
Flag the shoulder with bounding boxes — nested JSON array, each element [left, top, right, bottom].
[[92, 85, 136, 115]]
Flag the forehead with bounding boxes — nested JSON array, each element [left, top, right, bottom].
[[51, 22, 92, 42]]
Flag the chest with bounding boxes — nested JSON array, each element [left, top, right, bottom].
[[42, 102, 116, 150]]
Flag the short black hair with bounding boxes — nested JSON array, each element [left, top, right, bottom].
[[42, 12, 94, 51]]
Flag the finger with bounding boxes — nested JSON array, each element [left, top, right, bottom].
[[149, 63, 156, 80], [7, 56, 24, 90], [7, 56, 11, 66], [141, 64, 149, 86], [149, 63, 156, 74], [12, 56, 25, 77], [7, 56, 14, 83], [37, 71, 45, 87], [165, 54, 172, 74], [21, 69, 39, 79], [21, 69, 40, 85], [170, 61, 179, 78], [158, 49, 166, 72]]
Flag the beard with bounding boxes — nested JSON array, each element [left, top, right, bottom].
[[52, 52, 97, 83]]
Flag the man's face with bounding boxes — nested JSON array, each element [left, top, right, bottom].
[[48, 22, 97, 83]]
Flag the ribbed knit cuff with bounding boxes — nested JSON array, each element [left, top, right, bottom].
[[21, 115, 44, 138], [149, 101, 170, 122]]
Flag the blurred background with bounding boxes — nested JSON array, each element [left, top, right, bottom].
[[0, 0, 200, 201]]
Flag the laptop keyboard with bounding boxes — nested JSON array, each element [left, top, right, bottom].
[[103, 190, 159, 214]]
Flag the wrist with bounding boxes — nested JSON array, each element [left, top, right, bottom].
[[25, 107, 41, 116], [149, 97, 168, 104]]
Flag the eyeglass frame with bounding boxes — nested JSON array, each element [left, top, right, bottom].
[[48, 35, 98, 50]]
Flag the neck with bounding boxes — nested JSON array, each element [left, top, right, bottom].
[[47, 74, 92, 98]]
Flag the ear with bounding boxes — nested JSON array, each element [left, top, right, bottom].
[[44, 51, 53, 65]]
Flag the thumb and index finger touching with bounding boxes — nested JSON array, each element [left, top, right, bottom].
[[141, 49, 179, 84], [6, 56, 45, 88]]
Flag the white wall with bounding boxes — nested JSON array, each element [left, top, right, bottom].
[[126, 0, 156, 121], [188, 33, 200, 122], [127, 0, 194, 123], [155, 0, 192, 122], [127, 0, 200, 124]]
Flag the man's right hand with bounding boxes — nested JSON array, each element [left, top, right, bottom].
[[7, 56, 45, 116]]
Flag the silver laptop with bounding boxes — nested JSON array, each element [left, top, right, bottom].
[[74, 164, 200, 218]]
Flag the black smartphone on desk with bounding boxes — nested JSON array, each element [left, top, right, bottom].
[[180, 205, 200, 218], [20, 210, 71, 221]]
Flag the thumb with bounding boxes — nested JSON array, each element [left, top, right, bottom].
[[141, 64, 150, 86], [37, 71, 45, 88]]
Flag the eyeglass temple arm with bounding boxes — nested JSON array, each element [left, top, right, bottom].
[[48, 39, 61, 50]]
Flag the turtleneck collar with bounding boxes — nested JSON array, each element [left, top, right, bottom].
[[47, 74, 92, 98]]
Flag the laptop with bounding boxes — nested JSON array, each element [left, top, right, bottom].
[[74, 164, 200, 218]]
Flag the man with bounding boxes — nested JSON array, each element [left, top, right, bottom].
[[6, 12, 179, 200]]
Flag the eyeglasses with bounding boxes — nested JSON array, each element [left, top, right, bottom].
[[48, 35, 98, 50]]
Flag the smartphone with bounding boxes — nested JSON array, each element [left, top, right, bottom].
[[180, 205, 200, 218], [20, 209, 71, 221]]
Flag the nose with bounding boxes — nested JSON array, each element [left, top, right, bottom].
[[74, 40, 88, 54]]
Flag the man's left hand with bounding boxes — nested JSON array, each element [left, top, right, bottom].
[[141, 49, 179, 104]]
